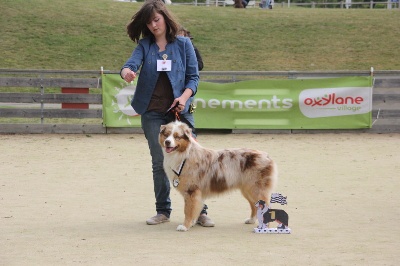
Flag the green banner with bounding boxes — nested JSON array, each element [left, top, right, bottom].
[[102, 74, 141, 127], [102, 74, 373, 129]]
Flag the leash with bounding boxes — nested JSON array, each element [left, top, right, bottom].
[[174, 110, 180, 121], [165, 101, 181, 121], [164, 100, 197, 137]]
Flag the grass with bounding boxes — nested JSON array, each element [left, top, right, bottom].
[[1, 0, 400, 71]]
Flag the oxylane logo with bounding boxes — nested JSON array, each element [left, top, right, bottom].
[[299, 87, 372, 118]]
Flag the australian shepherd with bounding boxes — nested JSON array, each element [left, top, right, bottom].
[[159, 121, 278, 231]]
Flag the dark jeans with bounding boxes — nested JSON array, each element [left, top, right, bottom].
[[141, 111, 208, 218]]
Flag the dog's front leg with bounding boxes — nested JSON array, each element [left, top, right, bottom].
[[176, 189, 203, 232]]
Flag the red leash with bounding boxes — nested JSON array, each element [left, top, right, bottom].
[[174, 110, 180, 121]]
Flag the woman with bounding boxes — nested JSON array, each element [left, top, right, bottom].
[[120, 0, 214, 227]]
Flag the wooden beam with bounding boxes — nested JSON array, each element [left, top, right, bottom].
[[0, 108, 102, 118], [0, 124, 106, 134], [0, 93, 102, 104], [0, 77, 101, 88]]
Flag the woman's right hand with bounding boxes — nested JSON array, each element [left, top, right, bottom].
[[121, 68, 137, 83]]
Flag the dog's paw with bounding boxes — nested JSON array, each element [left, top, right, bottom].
[[245, 218, 256, 224], [176, 225, 188, 232]]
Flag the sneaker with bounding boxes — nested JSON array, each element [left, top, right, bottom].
[[146, 214, 170, 225], [197, 214, 215, 227]]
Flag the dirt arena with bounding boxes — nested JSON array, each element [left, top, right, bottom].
[[1, 132, 399, 265]]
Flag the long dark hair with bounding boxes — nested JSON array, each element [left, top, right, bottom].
[[126, 0, 179, 43]]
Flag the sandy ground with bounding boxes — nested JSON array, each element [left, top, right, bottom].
[[1, 132, 400, 266]]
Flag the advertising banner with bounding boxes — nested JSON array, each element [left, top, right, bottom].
[[102, 74, 373, 129], [102, 74, 141, 127]]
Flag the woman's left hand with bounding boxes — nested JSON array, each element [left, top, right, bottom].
[[171, 98, 187, 113], [171, 88, 193, 113]]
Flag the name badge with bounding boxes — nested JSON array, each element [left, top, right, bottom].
[[157, 60, 172, 71]]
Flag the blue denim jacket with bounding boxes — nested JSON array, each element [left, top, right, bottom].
[[121, 36, 199, 115]]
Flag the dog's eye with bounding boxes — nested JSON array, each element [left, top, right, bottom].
[[175, 135, 182, 140]]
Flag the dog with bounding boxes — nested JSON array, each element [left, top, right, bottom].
[[159, 121, 278, 231]]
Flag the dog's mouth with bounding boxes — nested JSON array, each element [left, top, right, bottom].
[[165, 146, 177, 153]]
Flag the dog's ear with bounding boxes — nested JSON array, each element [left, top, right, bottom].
[[184, 126, 192, 138], [160, 124, 166, 133]]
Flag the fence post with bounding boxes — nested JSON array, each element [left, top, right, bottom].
[[370, 0, 373, 8], [312, 1, 315, 8]]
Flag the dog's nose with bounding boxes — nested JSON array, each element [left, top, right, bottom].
[[165, 140, 171, 146]]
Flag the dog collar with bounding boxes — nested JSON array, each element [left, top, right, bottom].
[[172, 159, 186, 187], [172, 159, 186, 177]]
